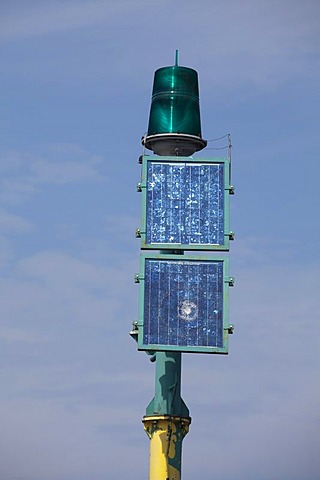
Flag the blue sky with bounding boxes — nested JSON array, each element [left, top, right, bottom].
[[0, 1, 320, 479]]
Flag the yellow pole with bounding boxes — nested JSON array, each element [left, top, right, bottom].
[[143, 415, 190, 480]]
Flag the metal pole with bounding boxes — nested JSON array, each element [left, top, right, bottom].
[[143, 352, 191, 480]]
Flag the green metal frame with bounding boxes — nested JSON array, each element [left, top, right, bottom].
[[137, 155, 233, 251], [136, 252, 233, 354]]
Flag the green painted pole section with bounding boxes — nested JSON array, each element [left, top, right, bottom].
[[146, 352, 189, 417]]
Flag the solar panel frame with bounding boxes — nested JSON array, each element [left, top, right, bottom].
[[137, 253, 230, 354], [139, 155, 231, 251]]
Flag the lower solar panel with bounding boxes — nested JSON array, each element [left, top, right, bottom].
[[138, 255, 229, 353]]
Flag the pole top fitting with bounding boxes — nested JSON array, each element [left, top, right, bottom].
[[175, 49, 179, 66]]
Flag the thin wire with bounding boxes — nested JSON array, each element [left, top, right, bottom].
[[207, 133, 229, 142], [206, 145, 229, 150], [228, 133, 232, 180]]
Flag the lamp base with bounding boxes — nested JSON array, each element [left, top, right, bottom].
[[142, 133, 207, 157]]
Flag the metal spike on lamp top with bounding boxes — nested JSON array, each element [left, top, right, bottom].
[[142, 51, 207, 156]]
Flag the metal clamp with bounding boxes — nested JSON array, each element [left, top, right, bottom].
[[225, 324, 234, 334], [129, 321, 139, 341]]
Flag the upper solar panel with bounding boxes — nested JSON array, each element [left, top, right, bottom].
[[139, 156, 231, 250], [146, 161, 224, 245]]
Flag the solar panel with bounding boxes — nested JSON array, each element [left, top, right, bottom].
[[140, 156, 230, 250], [138, 254, 229, 353]]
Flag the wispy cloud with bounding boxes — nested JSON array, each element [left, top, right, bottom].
[[1, 1, 319, 91], [0, 250, 137, 332], [0, 396, 146, 479], [0, 327, 48, 344], [0, 0, 151, 41], [0, 144, 106, 206], [0, 235, 13, 268], [0, 209, 35, 233]]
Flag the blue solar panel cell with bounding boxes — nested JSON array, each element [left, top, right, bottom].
[[145, 161, 225, 246], [143, 258, 224, 349]]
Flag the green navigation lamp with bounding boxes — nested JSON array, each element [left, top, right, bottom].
[[142, 51, 207, 156]]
